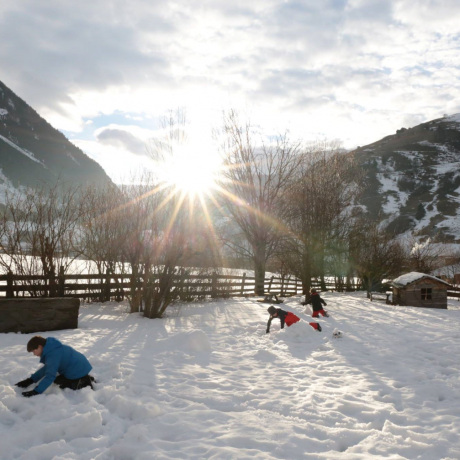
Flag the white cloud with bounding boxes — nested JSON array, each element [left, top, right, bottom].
[[0, 0, 459, 152], [71, 138, 154, 183]]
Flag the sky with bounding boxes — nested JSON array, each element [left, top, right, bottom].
[[1, 0, 460, 182]]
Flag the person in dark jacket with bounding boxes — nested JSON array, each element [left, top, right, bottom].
[[15, 336, 94, 397], [266, 306, 321, 333], [302, 289, 329, 317]]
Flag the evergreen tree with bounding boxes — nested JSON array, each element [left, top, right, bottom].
[[415, 203, 426, 220]]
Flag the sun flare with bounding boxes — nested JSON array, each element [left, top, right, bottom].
[[163, 145, 220, 196]]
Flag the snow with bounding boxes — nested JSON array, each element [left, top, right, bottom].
[[67, 151, 80, 165], [1, 293, 460, 459], [375, 160, 409, 215], [392, 271, 451, 287], [0, 134, 45, 166], [444, 113, 460, 123], [0, 168, 19, 204], [0, 108, 8, 117]]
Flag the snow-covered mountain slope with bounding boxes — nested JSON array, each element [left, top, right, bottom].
[[0, 80, 111, 190], [355, 114, 460, 241]]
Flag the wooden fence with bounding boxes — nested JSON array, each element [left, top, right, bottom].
[[0, 269, 361, 301], [447, 289, 460, 299]]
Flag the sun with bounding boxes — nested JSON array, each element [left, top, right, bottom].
[[163, 144, 220, 196]]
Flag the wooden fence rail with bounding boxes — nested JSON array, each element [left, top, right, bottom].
[[0, 269, 362, 302]]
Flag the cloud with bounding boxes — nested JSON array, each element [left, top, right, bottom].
[[93, 124, 156, 156], [96, 128, 146, 155], [0, 0, 459, 150]]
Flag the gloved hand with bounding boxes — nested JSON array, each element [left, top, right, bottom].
[[22, 390, 39, 398], [15, 378, 34, 388]]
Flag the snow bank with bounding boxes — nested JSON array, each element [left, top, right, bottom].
[[1, 294, 460, 459], [156, 330, 212, 352]]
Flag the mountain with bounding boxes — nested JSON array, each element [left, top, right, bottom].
[[354, 114, 460, 242], [0, 80, 111, 191]]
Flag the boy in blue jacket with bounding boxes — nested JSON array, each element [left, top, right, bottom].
[[15, 336, 94, 397]]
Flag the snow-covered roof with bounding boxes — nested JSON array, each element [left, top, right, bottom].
[[391, 271, 451, 288]]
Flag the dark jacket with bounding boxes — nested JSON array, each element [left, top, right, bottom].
[[30, 338, 92, 394], [305, 293, 327, 312]]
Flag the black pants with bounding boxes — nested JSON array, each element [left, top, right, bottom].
[[54, 374, 95, 390]]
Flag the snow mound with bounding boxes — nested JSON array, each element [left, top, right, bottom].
[[250, 349, 277, 362], [41, 411, 102, 443], [157, 330, 212, 353], [280, 320, 322, 342], [106, 394, 161, 421]]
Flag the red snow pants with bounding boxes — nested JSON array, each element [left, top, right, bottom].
[[312, 309, 327, 318], [285, 311, 300, 326], [285, 312, 319, 331]]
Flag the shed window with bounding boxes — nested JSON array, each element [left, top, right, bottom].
[[421, 288, 432, 300]]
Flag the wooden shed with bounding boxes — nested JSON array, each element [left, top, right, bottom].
[[391, 272, 451, 309]]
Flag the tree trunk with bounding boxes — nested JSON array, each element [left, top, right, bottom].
[[318, 248, 327, 291], [253, 244, 266, 296], [301, 253, 312, 295], [345, 263, 353, 291], [130, 265, 140, 313]]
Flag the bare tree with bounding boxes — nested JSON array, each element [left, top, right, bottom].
[[0, 182, 84, 296], [80, 182, 127, 276], [139, 111, 215, 316], [216, 110, 304, 295], [350, 219, 405, 295], [280, 145, 364, 293], [405, 235, 446, 274]]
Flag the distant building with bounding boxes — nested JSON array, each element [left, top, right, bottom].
[[391, 272, 451, 309]]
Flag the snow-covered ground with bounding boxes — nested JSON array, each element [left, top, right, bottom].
[[1, 292, 460, 459]]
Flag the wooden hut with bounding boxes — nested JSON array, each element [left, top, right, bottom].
[[391, 272, 451, 309]]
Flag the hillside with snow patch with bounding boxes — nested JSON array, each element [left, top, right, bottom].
[[0, 80, 111, 192], [355, 114, 460, 241]]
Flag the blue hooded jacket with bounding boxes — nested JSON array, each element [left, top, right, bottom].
[[30, 338, 92, 394]]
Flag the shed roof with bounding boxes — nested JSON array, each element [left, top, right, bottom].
[[391, 272, 451, 288]]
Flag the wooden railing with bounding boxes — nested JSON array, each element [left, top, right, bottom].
[[0, 270, 361, 301]]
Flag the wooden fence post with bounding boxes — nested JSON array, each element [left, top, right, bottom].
[[48, 270, 56, 297], [280, 275, 285, 296], [211, 272, 217, 299], [104, 268, 111, 302], [268, 276, 274, 293], [241, 272, 246, 296], [179, 268, 186, 300], [58, 266, 65, 297], [115, 274, 122, 302], [6, 270, 14, 298]]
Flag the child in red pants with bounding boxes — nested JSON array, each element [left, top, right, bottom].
[[266, 306, 321, 333], [302, 289, 329, 318]]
